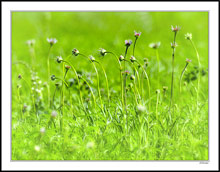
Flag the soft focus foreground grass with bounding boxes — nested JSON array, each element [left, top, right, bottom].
[[12, 12, 208, 160]]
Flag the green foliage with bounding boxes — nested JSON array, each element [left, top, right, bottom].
[[12, 12, 208, 160]]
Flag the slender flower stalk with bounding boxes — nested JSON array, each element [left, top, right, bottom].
[[26, 39, 36, 70], [78, 53, 104, 112], [179, 59, 191, 93], [185, 33, 201, 113], [94, 60, 110, 106], [80, 77, 97, 110], [130, 75, 139, 105], [155, 89, 160, 120], [170, 25, 180, 110], [135, 60, 151, 110], [46, 38, 57, 108], [105, 51, 124, 108], [57, 60, 86, 112], [133, 31, 141, 56]]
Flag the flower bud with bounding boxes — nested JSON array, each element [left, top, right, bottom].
[[186, 59, 192, 64], [51, 75, 56, 81], [65, 65, 71, 70], [89, 55, 95, 62], [130, 56, 136, 63], [18, 74, 22, 79], [125, 40, 132, 47], [47, 38, 57, 46], [123, 70, 130, 76], [130, 75, 135, 81], [72, 48, 79, 56], [134, 31, 141, 38], [119, 55, 124, 61], [149, 42, 161, 49], [56, 56, 63, 63], [156, 89, 160, 94], [163, 86, 168, 92], [99, 48, 107, 56]]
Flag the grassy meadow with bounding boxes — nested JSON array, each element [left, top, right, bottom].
[[12, 12, 209, 160]]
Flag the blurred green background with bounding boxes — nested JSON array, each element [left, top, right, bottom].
[[12, 12, 208, 80]]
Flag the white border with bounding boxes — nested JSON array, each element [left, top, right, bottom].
[[2, 1, 219, 171]]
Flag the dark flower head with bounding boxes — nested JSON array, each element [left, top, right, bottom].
[[171, 25, 181, 33], [99, 48, 107, 56], [125, 40, 132, 47], [119, 55, 124, 61], [47, 38, 57, 46], [130, 56, 136, 63], [128, 83, 133, 88], [163, 86, 168, 91], [18, 74, 22, 79], [149, 42, 161, 49], [51, 75, 56, 81], [72, 48, 79, 56], [143, 58, 149, 62], [56, 56, 63, 63], [134, 31, 141, 38]]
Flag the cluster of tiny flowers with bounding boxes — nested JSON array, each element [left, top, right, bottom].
[[185, 33, 192, 40], [134, 31, 141, 38], [72, 48, 79, 56], [171, 25, 181, 32], [149, 42, 161, 49], [99, 48, 107, 56], [26, 39, 35, 47], [47, 38, 57, 46], [56, 56, 63, 63], [125, 40, 132, 47]]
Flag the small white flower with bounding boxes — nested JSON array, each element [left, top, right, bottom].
[[40, 127, 46, 134], [47, 38, 57, 45], [38, 80, 42, 84], [26, 39, 35, 46], [34, 145, 40, 152], [86, 141, 95, 149], [185, 33, 192, 40], [137, 104, 146, 113], [51, 110, 57, 118]]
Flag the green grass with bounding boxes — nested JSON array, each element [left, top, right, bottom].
[[12, 12, 208, 160]]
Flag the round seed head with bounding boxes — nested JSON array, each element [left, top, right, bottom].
[[99, 48, 107, 56], [130, 56, 136, 63], [171, 25, 181, 33], [89, 55, 95, 62], [130, 75, 135, 81], [56, 56, 63, 63], [119, 55, 124, 61], [134, 31, 141, 38], [72, 48, 79, 56], [47, 38, 57, 46], [51, 110, 57, 118], [51, 75, 56, 81], [185, 33, 192, 40], [125, 40, 132, 47]]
